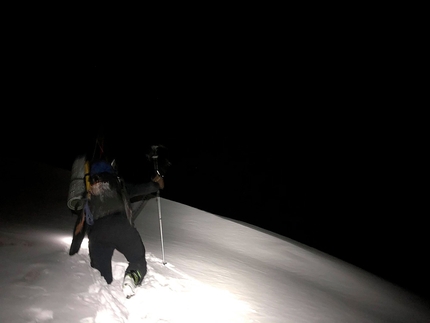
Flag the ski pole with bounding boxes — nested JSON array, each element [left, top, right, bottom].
[[156, 188, 166, 264], [151, 145, 167, 265]]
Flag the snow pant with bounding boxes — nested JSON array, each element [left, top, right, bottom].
[[87, 212, 147, 284]]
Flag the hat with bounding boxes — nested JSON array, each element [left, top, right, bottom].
[[90, 160, 115, 176]]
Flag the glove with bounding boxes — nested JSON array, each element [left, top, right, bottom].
[[152, 174, 165, 189]]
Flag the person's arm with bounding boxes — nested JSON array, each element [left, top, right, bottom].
[[125, 175, 164, 198]]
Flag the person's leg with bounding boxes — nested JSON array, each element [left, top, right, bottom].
[[89, 238, 115, 284], [116, 225, 147, 285]]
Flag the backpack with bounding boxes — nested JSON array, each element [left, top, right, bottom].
[[86, 160, 133, 224]]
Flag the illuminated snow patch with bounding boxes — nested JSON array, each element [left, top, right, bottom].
[[123, 277, 255, 322], [84, 256, 257, 323]]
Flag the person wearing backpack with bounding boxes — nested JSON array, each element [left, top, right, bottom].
[[84, 159, 164, 297]]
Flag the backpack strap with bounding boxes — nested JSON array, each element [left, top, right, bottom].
[[117, 176, 134, 225]]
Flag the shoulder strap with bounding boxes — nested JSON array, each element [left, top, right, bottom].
[[117, 176, 133, 225]]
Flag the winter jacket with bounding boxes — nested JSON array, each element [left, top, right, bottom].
[[85, 172, 160, 225]]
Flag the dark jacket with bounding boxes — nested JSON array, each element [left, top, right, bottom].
[[85, 172, 160, 225]]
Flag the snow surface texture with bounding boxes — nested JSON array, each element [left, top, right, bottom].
[[0, 158, 429, 323]]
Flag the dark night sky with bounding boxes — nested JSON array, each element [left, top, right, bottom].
[[2, 26, 427, 300]]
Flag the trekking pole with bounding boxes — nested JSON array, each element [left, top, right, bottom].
[[151, 145, 167, 265]]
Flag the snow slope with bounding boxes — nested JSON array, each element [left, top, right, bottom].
[[0, 158, 429, 323]]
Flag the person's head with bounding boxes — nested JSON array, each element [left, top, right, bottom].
[[89, 159, 115, 185]]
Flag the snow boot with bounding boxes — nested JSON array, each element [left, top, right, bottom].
[[122, 270, 143, 299]]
